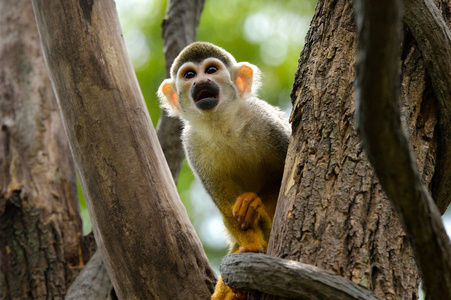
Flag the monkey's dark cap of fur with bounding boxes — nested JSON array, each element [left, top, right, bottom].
[[171, 42, 235, 78]]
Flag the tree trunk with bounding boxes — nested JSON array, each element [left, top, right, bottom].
[[267, 0, 448, 299], [31, 0, 216, 299], [0, 0, 85, 298]]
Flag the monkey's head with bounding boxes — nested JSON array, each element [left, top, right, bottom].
[[158, 42, 261, 120]]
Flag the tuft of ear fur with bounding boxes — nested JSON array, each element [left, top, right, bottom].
[[157, 79, 180, 116], [233, 62, 262, 98]]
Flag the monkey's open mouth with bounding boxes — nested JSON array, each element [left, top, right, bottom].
[[191, 81, 220, 111], [195, 90, 219, 102]]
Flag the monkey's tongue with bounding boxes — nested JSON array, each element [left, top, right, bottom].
[[195, 90, 218, 102]]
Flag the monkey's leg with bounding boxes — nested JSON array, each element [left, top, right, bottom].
[[222, 213, 267, 254]]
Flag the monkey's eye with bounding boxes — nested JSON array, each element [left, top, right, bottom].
[[184, 70, 196, 79], [205, 66, 218, 74]]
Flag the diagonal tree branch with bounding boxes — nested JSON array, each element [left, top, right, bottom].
[[65, 1, 207, 298], [355, 0, 451, 299], [31, 0, 215, 298], [403, 0, 451, 213]]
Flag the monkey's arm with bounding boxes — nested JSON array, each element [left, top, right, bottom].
[[199, 174, 272, 253]]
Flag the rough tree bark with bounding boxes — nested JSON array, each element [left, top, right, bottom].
[[31, 0, 215, 299], [0, 0, 87, 298], [5, 0, 449, 298], [261, 0, 450, 299]]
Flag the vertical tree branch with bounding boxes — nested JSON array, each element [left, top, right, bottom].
[[156, 0, 205, 183], [354, 0, 451, 298], [31, 0, 215, 298]]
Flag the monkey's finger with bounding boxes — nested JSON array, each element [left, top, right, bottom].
[[242, 203, 260, 229], [232, 196, 244, 218], [233, 193, 252, 221], [236, 193, 257, 224]]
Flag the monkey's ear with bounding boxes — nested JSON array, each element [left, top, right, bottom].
[[233, 63, 261, 97], [157, 79, 180, 115]]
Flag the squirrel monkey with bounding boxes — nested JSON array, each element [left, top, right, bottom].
[[158, 42, 290, 299]]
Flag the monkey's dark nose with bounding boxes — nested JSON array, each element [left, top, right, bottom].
[[191, 81, 220, 111]]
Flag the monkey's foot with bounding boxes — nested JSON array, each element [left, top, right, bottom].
[[232, 192, 269, 230], [212, 276, 246, 300], [238, 244, 266, 253]]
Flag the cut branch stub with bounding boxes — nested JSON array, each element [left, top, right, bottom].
[[221, 253, 381, 300]]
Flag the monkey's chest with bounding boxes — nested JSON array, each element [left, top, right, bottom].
[[198, 138, 271, 191]]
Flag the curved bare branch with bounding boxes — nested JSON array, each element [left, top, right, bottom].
[[355, 0, 451, 298], [404, 0, 451, 213]]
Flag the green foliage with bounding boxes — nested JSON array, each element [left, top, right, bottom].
[[79, 0, 315, 272]]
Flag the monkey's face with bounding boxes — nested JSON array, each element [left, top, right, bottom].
[[158, 51, 260, 123], [176, 58, 234, 114]]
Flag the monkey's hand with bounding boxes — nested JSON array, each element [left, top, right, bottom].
[[232, 192, 270, 230], [231, 192, 273, 253]]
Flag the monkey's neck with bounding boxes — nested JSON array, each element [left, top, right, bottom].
[[185, 99, 252, 139]]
